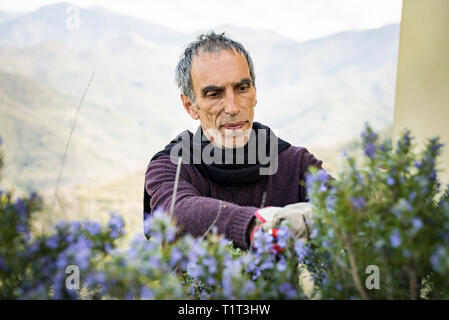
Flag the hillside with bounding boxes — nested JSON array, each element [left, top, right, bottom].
[[0, 70, 165, 191], [0, 3, 399, 191]]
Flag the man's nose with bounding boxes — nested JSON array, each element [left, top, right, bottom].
[[223, 91, 239, 115]]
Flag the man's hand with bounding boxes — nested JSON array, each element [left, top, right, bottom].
[[256, 203, 314, 240]]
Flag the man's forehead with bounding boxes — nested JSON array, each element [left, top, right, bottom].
[[190, 49, 250, 88]]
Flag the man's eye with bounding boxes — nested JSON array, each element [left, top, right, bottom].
[[207, 91, 220, 98], [239, 84, 250, 92]]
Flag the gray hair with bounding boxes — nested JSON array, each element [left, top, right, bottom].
[[175, 31, 256, 103]]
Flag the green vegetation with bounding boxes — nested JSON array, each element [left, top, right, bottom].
[[1, 125, 448, 299]]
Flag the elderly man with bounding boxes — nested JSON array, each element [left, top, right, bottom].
[[144, 31, 332, 250]]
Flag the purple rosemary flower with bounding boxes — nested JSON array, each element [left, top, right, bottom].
[[206, 276, 215, 286], [390, 229, 402, 248], [429, 170, 437, 181], [203, 256, 217, 275], [187, 262, 203, 279], [310, 227, 318, 239], [222, 257, 242, 299], [402, 250, 411, 259], [170, 248, 183, 268], [240, 252, 256, 273], [46, 235, 59, 249], [222, 275, 233, 299], [317, 169, 330, 184], [279, 282, 297, 299], [252, 229, 274, 254], [188, 240, 206, 263], [0, 257, 5, 271], [56, 253, 68, 270], [411, 218, 423, 231], [326, 196, 336, 213], [108, 213, 124, 239], [351, 196, 366, 211], [387, 176, 395, 186], [66, 236, 92, 270], [140, 286, 154, 300], [430, 246, 445, 272], [276, 257, 287, 272], [241, 280, 256, 297], [364, 143, 376, 159], [294, 240, 308, 263], [276, 226, 290, 249], [84, 221, 101, 236], [15, 198, 27, 221]]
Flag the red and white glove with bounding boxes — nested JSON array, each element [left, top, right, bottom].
[[250, 206, 283, 253], [250, 206, 280, 244], [250, 203, 315, 248]]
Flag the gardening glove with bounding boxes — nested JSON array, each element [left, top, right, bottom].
[[257, 203, 315, 241], [249, 206, 278, 243]]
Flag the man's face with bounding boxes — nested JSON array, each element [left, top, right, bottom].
[[181, 49, 257, 148]]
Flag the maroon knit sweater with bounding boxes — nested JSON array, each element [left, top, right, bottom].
[[144, 144, 326, 250]]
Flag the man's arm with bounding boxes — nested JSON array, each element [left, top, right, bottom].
[[145, 155, 259, 250], [248, 148, 335, 247]]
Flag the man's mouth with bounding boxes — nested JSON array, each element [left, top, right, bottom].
[[223, 121, 247, 130]]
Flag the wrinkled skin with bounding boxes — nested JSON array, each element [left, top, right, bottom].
[[180, 48, 258, 148]]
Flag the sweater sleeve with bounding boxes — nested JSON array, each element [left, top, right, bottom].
[[145, 155, 259, 250]]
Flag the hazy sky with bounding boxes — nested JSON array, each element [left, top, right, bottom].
[[0, 0, 403, 42]]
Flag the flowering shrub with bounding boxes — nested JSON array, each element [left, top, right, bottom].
[[0, 125, 448, 300], [0, 142, 305, 299], [305, 125, 449, 299], [0, 192, 305, 299]]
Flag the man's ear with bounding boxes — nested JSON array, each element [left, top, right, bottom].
[[181, 93, 199, 120]]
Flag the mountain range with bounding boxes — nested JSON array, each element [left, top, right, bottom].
[[0, 3, 399, 191]]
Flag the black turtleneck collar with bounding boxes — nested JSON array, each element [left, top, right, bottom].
[[149, 121, 291, 185], [144, 121, 291, 220]]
